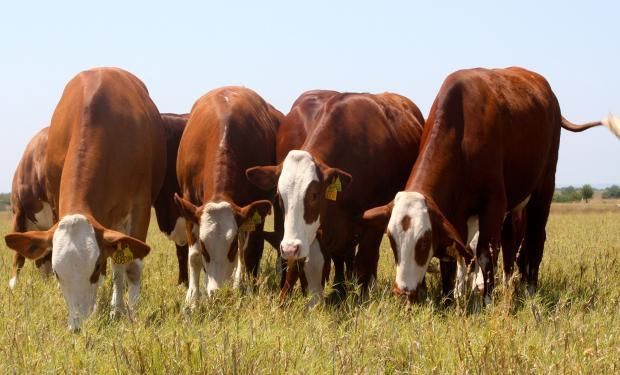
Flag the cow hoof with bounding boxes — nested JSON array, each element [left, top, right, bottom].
[[527, 284, 536, 296], [305, 295, 322, 310], [8, 277, 17, 290], [110, 308, 125, 320]]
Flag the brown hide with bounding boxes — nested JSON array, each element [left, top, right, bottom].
[[46, 67, 166, 240]]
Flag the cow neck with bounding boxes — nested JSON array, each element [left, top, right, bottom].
[[407, 114, 466, 228]]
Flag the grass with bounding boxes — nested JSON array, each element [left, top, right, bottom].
[[0, 204, 619, 374]]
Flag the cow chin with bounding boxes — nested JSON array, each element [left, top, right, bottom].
[[52, 214, 101, 331], [205, 261, 235, 296], [200, 203, 238, 295]]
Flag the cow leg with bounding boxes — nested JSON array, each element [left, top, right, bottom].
[[35, 251, 53, 278], [243, 228, 265, 290], [330, 255, 347, 299], [519, 190, 552, 295], [176, 244, 189, 287], [234, 231, 248, 290], [439, 257, 457, 301], [501, 213, 516, 286], [126, 259, 144, 309], [304, 239, 324, 308], [455, 255, 468, 300], [477, 197, 506, 304], [110, 263, 127, 318], [9, 253, 26, 289], [185, 243, 202, 308], [354, 228, 383, 295]]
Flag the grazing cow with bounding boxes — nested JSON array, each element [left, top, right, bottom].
[[267, 90, 340, 299], [363, 67, 619, 303], [8, 127, 54, 289], [247, 92, 425, 304], [152, 113, 190, 286], [174, 86, 279, 307], [4, 67, 165, 331]]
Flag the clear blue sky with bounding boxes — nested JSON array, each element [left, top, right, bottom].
[[1, 1, 618, 192]]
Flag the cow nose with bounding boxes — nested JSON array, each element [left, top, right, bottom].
[[280, 243, 300, 259]]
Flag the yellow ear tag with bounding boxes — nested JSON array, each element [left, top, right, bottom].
[[112, 246, 134, 265], [240, 211, 263, 232], [325, 176, 342, 201]]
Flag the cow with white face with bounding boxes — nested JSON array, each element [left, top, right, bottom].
[[248, 92, 425, 302], [175, 86, 280, 308], [364, 67, 620, 304], [4, 68, 164, 331]]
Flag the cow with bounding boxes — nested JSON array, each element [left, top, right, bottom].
[[174, 86, 279, 308], [152, 113, 190, 286], [362, 67, 619, 304], [4, 67, 166, 331], [8, 127, 54, 289], [246, 92, 425, 305], [266, 90, 340, 300]]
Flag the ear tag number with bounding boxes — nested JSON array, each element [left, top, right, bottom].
[[325, 176, 342, 201], [240, 211, 263, 232], [112, 245, 134, 265]]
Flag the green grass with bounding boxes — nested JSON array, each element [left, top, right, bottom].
[[0, 208, 619, 374]]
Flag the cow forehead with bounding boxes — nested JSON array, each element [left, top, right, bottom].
[[390, 191, 431, 234], [278, 150, 319, 195], [200, 202, 237, 241]]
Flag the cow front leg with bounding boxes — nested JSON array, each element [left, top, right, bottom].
[[185, 244, 202, 309], [9, 252, 26, 289], [477, 198, 506, 305], [305, 239, 325, 308], [126, 258, 144, 310], [110, 262, 127, 319]]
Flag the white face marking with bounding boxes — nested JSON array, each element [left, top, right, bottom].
[[278, 150, 320, 259], [199, 202, 238, 294], [51, 214, 100, 331], [387, 191, 432, 293], [167, 217, 187, 246]]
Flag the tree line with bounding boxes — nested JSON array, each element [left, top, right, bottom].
[[553, 185, 620, 203]]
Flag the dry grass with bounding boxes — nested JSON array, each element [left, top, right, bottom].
[[0, 207, 619, 374]]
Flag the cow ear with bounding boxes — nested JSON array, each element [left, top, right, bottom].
[[246, 166, 280, 191], [5, 226, 56, 260], [425, 197, 472, 259], [174, 193, 201, 224], [101, 229, 151, 259], [322, 167, 353, 192], [233, 200, 272, 227], [362, 202, 394, 231]]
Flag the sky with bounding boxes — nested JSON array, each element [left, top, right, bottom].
[[0, 1, 618, 192]]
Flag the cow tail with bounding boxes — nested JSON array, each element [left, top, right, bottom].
[[561, 115, 620, 138]]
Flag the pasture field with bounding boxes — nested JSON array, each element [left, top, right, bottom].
[[0, 202, 619, 374]]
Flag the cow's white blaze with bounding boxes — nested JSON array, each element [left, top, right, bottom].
[[51, 214, 100, 331], [199, 202, 238, 295], [278, 150, 320, 259], [167, 217, 187, 246], [388, 191, 432, 293]]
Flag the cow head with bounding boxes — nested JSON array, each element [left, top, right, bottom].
[[174, 193, 271, 294], [363, 191, 468, 302], [4, 214, 150, 331], [246, 150, 352, 260]]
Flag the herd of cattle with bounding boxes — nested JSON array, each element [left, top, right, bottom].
[[4, 67, 618, 331]]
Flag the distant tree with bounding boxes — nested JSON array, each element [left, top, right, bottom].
[[602, 185, 620, 199], [553, 186, 583, 203], [581, 184, 594, 203]]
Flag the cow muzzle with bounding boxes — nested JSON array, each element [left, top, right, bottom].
[[393, 282, 427, 304], [280, 241, 301, 260]]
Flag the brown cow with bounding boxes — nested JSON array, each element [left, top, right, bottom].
[[247, 92, 425, 304], [8, 127, 54, 289], [4, 67, 165, 331], [174, 86, 279, 308], [363, 67, 619, 303], [153, 113, 190, 286], [267, 90, 340, 299]]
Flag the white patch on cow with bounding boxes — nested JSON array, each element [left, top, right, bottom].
[[51, 214, 100, 331], [304, 239, 324, 308], [466, 216, 479, 245], [199, 201, 238, 295], [34, 202, 54, 229], [167, 217, 187, 246], [388, 191, 433, 293], [8, 276, 17, 290], [279, 150, 321, 260], [185, 229, 203, 309]]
